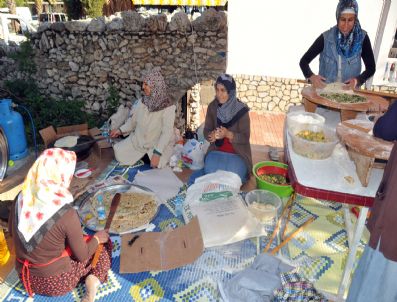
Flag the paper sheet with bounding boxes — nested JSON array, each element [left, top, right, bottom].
[[132, 167, 183, 203]]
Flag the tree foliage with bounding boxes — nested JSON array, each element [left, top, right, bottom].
[[81, 0, 106, 18], [34, 0, 42, 14], [0, 0, 27, 9]]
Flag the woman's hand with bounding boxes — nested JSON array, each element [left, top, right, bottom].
[[344, 78, 358, 90], [207, 130, 217, 143], [151, 154, 161, 168], [215, 127, 233, 140], [110, 129, 121, 138], [93, 230, 109, 244], [309, 74, 326, 89]]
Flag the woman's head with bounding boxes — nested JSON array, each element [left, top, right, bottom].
[[215, 74, 236, 104], [335, 0, 363, 58], [141, 69, 173, 112], [17, 148, 76, 244], [336, 0, 358, 36]]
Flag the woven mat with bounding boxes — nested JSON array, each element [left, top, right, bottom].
[[284, 195, 369, 295], [1, 194, 263, 302], [1, 175, 368, 301]]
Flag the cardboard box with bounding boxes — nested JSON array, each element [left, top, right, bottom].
[[39, 124, 112, 159]]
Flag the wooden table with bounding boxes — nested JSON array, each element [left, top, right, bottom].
[[301, 86, 389, 121], [336, 119, 393, 187]]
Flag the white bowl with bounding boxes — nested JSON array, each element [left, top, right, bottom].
[[245, 189, 282, 223]]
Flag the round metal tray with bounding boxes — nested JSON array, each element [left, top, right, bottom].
[[0, 127, 9, 182], [77, 184, 159, 234]]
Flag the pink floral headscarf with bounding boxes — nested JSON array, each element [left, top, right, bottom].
[[141, 70, 173, 112], [17, 148, 76, 250]]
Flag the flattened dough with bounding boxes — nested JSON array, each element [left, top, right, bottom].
[[54, 135, 79, 148]]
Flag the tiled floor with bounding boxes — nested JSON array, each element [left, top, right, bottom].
[[199, 105, 286, 148]]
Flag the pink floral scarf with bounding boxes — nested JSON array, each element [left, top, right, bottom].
[[16, 148, 76, 252]]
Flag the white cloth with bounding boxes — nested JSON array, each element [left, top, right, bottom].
[[113, 99, 176, 167]]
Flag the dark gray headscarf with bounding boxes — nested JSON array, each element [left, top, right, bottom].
[[215, 74, 248, 124]]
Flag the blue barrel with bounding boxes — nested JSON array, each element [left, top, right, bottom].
[[0, 99, 28, 161]]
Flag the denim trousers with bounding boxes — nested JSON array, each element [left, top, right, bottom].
[[188, 151, 248, 186]]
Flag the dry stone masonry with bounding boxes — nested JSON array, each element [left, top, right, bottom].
[[1, 9, 228, 125]]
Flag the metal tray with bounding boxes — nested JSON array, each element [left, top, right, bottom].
[[77, 183, 159, 234]]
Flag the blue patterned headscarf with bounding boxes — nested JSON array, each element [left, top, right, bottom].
[[335, 0, 363, 58]]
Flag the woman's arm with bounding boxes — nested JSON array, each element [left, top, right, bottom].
[[119, 100, 141, 134], [64, 210, 98, 262], [154, 105, 176, 154], [228, 112, 250, 144], [299, 34, 324, 79], [203, 102, 216, 141], [357, 35, 376, 86]]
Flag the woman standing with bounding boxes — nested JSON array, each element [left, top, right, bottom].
[[346, 142, 397, 301], [189, 74, 252, 185], [299, 0, 375, 90], [9, 148, 111, 301], [110, 69, 176, 168]]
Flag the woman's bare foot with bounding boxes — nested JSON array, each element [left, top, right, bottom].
[[81, 275, 100, 302]]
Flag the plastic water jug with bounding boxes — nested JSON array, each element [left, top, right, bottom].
[[0, 99, 28, 160]]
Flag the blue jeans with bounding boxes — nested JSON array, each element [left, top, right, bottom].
[[188, 151, 248, 186]]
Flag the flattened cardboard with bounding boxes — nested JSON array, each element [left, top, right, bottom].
[[120, 217, 203, 273]]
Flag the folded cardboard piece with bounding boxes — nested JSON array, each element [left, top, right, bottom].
[[39, 124, 112, 158], [120, 217, 203, 273]]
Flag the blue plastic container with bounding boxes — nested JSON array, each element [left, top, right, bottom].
[[0, 99, 28, 160]]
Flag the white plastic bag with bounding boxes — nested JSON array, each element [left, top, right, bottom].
[[183, 171, 266, 248], [181, 139, 206, 170]]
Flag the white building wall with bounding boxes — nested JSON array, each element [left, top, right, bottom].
[[227, 0, 387, 83]]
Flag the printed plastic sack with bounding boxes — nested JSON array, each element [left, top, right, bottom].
[[181, 139, 206, 170], [183, 171, 267, 248]]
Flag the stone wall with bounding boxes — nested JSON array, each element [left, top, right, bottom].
[[0, 9, 227, 129], [234, 75, 305, 112]]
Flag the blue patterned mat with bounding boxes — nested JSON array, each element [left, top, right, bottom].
[[1, 196, 264, 302]]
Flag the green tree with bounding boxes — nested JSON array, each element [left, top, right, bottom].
[[81, 0, 106, 18], [34, 0, 42, 14], [0, 0, 26, 7]]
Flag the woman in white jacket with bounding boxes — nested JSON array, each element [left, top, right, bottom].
[[110, 70, 175, 168]]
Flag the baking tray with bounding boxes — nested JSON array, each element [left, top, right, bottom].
[[77, 183, 160, 234]]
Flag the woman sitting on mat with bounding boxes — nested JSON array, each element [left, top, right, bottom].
[[189, 74, 252, 185], [110, 69, 176, 168], [9, 148, 111, 301]]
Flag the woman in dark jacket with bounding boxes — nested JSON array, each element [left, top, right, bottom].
[[189, 74, 252, 185]]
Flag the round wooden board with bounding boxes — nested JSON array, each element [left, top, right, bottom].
[[302, 87, 387, 112]]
